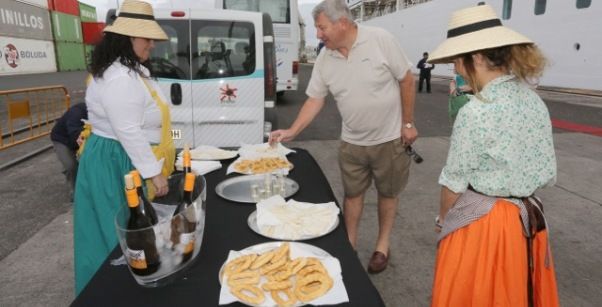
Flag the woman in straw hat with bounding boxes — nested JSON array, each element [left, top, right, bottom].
[[428, 4, 559, 307], [73, 0, 175, 295]]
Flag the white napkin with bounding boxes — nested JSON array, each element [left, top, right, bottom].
[[256, 195, 340, 240], [238, 142, 296, 158], [218, 242, 349, 306], [178, 145, 237, 160], [175, 157, 222, 175]]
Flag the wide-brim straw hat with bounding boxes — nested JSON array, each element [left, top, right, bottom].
[[103, 0, 167, 41], [428, 4, 533, 64]]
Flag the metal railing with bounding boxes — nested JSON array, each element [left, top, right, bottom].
[[352, 0, 433, 22], [0, 85, 70, 150]]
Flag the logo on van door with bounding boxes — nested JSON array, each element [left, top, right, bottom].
[[219, 84, 238, 103]]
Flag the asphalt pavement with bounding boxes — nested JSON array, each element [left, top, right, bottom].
[[0, 65, 601, 306]]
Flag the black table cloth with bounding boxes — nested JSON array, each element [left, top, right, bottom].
[[72, 148, 385, 306]]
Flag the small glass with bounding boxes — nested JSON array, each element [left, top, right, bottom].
[[250, 184, 259, 202], [271, 182, 281, 197]]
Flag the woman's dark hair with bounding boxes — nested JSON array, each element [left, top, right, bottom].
[[89, 32, 151, 78]]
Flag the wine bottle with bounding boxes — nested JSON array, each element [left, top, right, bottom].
[[124, 174, 161, 276], [130, 170, 158, 225], [171, 172, 197, 263], [182, 144, 192, 174]]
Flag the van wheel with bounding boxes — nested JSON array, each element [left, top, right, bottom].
[[277, 91, 285, 98]]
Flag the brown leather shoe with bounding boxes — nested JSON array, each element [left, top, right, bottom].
[[367, 250, 389, 274]]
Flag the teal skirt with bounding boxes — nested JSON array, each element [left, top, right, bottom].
[[73, 134, 133, 295]]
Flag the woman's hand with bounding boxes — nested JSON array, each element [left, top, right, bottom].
[[151, 174, 169, 197]]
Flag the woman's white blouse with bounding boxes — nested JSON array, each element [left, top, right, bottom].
[[86, 62, 167, 178], [439, 75, 557, 197]]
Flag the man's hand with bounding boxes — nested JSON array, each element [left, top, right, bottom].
[[76, 134, 85, 147], [269, 129, 297, 145], [402, 126, 418, 146]]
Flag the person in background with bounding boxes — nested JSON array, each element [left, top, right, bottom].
[[50, 102, 88, 193], [417, 51, 434, 93], [428, 4, 559, 306], [447, 73, 473, 122], [270, 0, 417, 274], [73, 0, 175, 295]]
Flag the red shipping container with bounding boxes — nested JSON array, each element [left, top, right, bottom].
[[48, 0, 80, 16], [82, 22, 105, 45]]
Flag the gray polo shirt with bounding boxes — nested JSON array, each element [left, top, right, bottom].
[[306, 25, 412, 146]]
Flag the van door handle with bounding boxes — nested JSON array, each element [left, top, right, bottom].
[[170, 83, 182, 105]]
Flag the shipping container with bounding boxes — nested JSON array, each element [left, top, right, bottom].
[[84, 43, 94, 66], [81, 22, 104, 45], [55, 41, 85, 71], [18, 0, 48, 9], [51, 11, 82, 43], [78, 2, 96, 22], [47, 0, 79, 16], [0, 0, 53, 40], [0, 36, 57, 75]]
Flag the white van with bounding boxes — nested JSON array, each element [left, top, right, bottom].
[[106, 7, 277, 148]]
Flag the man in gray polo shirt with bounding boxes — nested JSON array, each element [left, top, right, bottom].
[[270, 0, 417, 273]]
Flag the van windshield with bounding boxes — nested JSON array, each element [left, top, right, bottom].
[[224, 0, 290, 24], [192, 20, 256, 80]]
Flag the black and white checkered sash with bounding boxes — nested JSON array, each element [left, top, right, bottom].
[[438, 189, 531, 242]]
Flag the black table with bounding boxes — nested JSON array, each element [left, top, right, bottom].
[[72, 149, 384, 306]]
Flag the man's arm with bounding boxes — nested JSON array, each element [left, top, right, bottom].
[[270, 96, 325, 143], [400, 70, 418, 145]]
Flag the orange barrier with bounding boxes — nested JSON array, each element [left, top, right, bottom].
[[0, 86, 70, 150]]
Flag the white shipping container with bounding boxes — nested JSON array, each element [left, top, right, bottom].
[[0, 36, 57, 75], [15, 0, 48, 9]]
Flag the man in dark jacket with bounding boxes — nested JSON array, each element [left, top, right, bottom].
[[50, 103, 88, 190], [417, 52, 435, 93]]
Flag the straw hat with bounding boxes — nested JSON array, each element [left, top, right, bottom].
[[428, 4, 532, 64], [103, 0, 167, 41]]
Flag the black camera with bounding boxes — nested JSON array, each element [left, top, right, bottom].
[[405, 145, 423, 164]]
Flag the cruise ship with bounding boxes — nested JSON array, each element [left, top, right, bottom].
[[347, 0, 601, 92]]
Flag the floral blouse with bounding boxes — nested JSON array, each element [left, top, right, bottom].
[[439, 74, 557, 197]]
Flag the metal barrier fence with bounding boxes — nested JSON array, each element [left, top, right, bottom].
[[0, 85, 70, 150]]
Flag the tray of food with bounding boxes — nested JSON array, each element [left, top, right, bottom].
[[247, 196, 340, 241], [218, 242, 348, 306]]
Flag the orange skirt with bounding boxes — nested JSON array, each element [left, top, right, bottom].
[[432, 200, 560, 307]]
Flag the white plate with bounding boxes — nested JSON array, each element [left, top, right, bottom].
[[218, 241, 331, 285], [218, 242, 348, 306], [247, 211, 339, 241]]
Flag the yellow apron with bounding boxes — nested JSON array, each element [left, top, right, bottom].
[[141, 78, 176, 200]]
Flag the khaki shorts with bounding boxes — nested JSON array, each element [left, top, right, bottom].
[[338, 138, 410, 198]]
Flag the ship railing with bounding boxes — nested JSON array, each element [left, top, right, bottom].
[[354, 0, 433, 22], [0, 86, 70, 150]]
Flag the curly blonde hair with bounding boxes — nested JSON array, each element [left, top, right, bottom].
[[460, 44, 547, 93]]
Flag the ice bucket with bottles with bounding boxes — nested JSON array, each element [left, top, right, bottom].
[[114, 173, 206, 287]]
